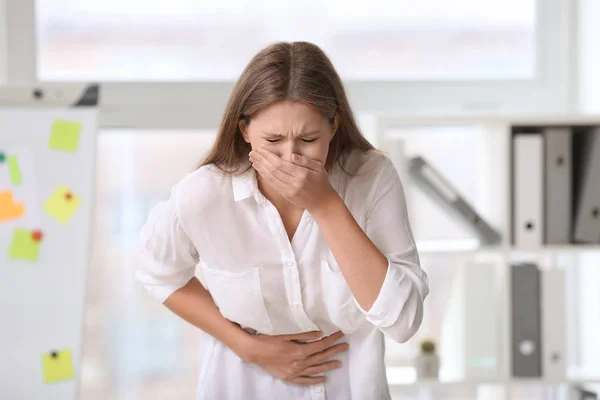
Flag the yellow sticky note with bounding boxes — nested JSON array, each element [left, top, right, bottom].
[[49, 120, 82, 152], [0, 190, 25, 222], [7, 155, 22, 185], [8, 228, 43, 261], [42, 349, 74, 384], [43, 185, 81, 224]]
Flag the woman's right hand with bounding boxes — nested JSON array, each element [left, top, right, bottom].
[[241, 330, 349, 385]]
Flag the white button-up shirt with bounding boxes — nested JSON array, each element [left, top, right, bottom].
[[137, 149, 429, 400]]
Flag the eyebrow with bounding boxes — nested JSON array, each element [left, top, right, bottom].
[[262, 130, 321, 138]]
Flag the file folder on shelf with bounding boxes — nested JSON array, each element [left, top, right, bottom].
[[541, 269, 567, 380], [511, 262, 542, 377], [440, 262, 501, 380], [513, 133, 544, 247], [577, 388, 598, 400], [574, 127, 600, 243], [544, 128, 572, 244], [408, 156, 502, 245], [561, 386, 598, 400]]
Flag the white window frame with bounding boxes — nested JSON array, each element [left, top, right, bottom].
[[577, 0, 600, 113], [2, 0, 36, 84], [0, 0, 8, 83], [2, 0, 578, 130]]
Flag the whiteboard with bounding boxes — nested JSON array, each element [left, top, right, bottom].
[[0, 88, 98, 399]]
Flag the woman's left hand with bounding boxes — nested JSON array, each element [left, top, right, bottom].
[[249, 147, 338, 212]]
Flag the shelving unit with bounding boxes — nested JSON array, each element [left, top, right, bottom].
[[417, 245, 600, 257], [388, 380, 600, 389], [510, 245, 600, 254], [358, 114, 600, 400]]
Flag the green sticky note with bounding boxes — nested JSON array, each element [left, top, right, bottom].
[[8, 229, 42, 262], [42, 349, 75, 384], [7, 155, 21, 185], [43, 185, 81, 224], [49, 120, 82, 152]]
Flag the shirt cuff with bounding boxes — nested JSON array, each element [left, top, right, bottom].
[[354, 259, 412, 328], [135, 271, 193, 304]]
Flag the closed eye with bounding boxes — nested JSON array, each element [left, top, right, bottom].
[[266, 138, 316, 143]]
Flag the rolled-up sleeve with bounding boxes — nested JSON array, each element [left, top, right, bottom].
[[136, 182, 199, 304], [357, 158, 429, 343]]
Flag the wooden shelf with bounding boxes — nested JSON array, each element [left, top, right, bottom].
[[377, 114, 600, 128], [388, 379, 600, 390], [417, 245, 600, 256], [510, 245, 600, 254], [418, 247, 506, 257]]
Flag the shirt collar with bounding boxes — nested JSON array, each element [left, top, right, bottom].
[[232, 165, 264, 203]]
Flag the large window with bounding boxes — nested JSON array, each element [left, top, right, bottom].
[[82, 130, 215, 400], [36, 0, 536, 81]]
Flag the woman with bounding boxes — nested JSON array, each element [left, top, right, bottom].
[[137, 41, 429, 400]]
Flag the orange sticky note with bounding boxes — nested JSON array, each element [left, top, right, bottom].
[[0, 190, 25, 222]]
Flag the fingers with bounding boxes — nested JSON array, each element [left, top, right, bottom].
[[251, 148, 296, 176], [251, 156, 289, 187], [249, 150, 294, 192], [291, 153, 323, 172], [304, 342, 350, 366], [303, 330, 345, 355], [287, 375, 327, 385], [251, 160, 294, 198], [279, 330, 323, 342], [274, 330, 348, 386], [300, 360, 342, 377]]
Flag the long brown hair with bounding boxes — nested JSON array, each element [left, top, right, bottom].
[[199, 41, 374, 173]]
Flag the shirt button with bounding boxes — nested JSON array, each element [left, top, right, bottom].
[[291, 302, 299, 308], [286, 261, 295, 267], [315, 386, 323, 393], [305, 215, 312, 223]]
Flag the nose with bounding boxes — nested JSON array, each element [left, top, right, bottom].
[[279, 140, 299, 161]]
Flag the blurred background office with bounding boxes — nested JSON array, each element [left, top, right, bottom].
[[2, 0, 600, 399]]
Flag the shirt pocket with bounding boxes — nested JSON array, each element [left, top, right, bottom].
[[321, 258, 367, 333], [201, 263, 273, 334]]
